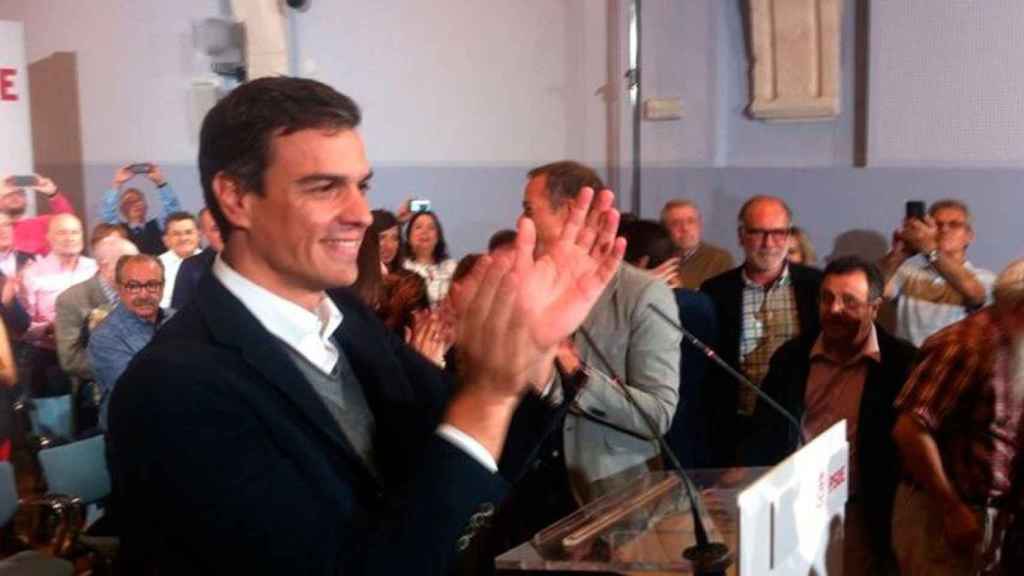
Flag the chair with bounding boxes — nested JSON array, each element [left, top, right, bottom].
[[13, 395, 73, 449], [0, 462, 75, 575], [37, 435, 118, 572]]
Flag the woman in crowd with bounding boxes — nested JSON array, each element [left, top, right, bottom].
[[370, 209, 403, 274], [401, 211, 456, 306], [787, 226, 817, 266]]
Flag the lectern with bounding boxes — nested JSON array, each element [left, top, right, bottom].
[[496, 421, 850, 575]]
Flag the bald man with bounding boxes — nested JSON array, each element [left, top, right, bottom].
[[56, 235, 139, 381], [18, 214, 97, 396]]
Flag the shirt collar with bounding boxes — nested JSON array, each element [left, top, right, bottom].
[[211, 255, 343, 354], [810, 323, 881, 366], [741, 262, 792, 289]]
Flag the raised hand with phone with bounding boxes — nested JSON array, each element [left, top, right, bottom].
[[101, 162, 183, 255]]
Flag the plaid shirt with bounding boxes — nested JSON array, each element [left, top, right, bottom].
[[738, 266, 800, 415], [894, 307, 1021, 503]]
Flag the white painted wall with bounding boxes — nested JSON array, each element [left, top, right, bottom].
[[869, 0, 1024, 166]]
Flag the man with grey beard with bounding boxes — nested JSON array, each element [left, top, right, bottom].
[[700, 195, 822, 466], [87, 254, 171, 430], [892, 258, 1024, 575]]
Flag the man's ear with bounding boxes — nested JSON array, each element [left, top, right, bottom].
[[211, 173, 254, 233]]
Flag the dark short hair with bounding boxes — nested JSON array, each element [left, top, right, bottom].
[[527, 161, 605, 209], [370, 209, 400, 233], [198, 76, 362, 241], [164, 211, 197, 229], [822, 256, 884, 302], [620, 219, 676, 269], [115, 253, 164, 285], [487, 229, 516, 253], [402, 211, 449, 263], [453, 253, 481, 283]]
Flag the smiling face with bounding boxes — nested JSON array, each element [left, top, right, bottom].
[[408, 213, 440, 262], [164, 218, 199, 258], [214, 127, 372, 308], [120, 189, 148, 223], [738, 198, 791, 276], [47, 214, 84, 257]]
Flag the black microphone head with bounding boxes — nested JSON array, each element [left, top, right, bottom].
[[683, 541, 732, 574]]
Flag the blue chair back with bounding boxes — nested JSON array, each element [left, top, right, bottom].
[[0, 462, 17, 525], [38, 435, 110, 505], [29, 395, 73, 440]]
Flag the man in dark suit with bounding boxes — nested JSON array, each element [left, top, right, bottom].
[[0, 212, 32, 338], [746, 257, 917, 573], [169, 208, 221, 309], [700, 195, 822, 466], [108, 77, 624, 575]]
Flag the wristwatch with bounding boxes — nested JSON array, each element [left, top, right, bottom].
[[925, 249, 939, 264]]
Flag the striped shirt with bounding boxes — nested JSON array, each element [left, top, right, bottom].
[[894, 307, 1020, 503], [738, 265, 800, 415]]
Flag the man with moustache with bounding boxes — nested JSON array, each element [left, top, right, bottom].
[[701, 195, 822, 466], [746, 257, 917, 573], [87, 254, 170, 431]]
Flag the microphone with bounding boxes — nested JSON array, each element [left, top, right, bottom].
[[576, 326, 732, 574], [645, 303, 807, 447]]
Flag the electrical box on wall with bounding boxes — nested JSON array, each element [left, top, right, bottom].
[[643, 97, 683, 121]]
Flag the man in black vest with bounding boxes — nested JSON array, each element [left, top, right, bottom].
[[701, 195, 822, 466]]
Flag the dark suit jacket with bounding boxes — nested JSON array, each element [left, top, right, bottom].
[[745, 326, 917, 560], [109, 274, 543, 575], [699, 263, 823, 466], [126, 220, 165, 255], [169, 247, 216, 310], [666, 288, 718, 468]]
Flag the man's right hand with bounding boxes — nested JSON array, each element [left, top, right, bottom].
[[113, 166, 134, 187], [445, 187, 624, 459], [943, 499, 983, 553]]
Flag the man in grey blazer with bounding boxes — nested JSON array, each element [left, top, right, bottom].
[[54, 235, 138, 381], [521, 161, 681, 504]]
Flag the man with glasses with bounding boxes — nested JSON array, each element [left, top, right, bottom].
[[88, 254, 170, 430], [701, 195, 822, 466], [879, 198, 994, 346], [100, 163, 183, 255], [746, 256, 917, 573]]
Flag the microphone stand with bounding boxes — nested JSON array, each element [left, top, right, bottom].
[[577, 327, 732, 574], [646, 303, 807, 447]]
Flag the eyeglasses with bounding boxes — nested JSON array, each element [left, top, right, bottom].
[[121, 281, 164, 293], [741, 226, 792, 243]]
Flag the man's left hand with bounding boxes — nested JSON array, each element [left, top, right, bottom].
[[901, 216, 938, 254], [35, 176, 57, 198]]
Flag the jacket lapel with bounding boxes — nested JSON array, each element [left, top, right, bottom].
[[196, 274, 379, 485]]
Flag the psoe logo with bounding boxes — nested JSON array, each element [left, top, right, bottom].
[[0, 68, 18, 102]]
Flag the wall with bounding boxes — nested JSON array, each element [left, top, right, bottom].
[[0, 0, 612, 255], [869, 0, 1024, 166]]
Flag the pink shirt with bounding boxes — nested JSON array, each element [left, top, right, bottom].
[[19, 252, 97, 348], [804, 325, 881, 493], [12, 193, 74, 255]]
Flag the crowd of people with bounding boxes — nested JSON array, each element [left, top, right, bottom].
[[0, 75, 1022, 575]]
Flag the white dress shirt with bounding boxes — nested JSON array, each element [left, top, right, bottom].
[[211, 256, 497, 472], [158, 248, 201, 309]]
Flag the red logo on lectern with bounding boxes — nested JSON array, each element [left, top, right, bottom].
[[0, 68, 18, 101]]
